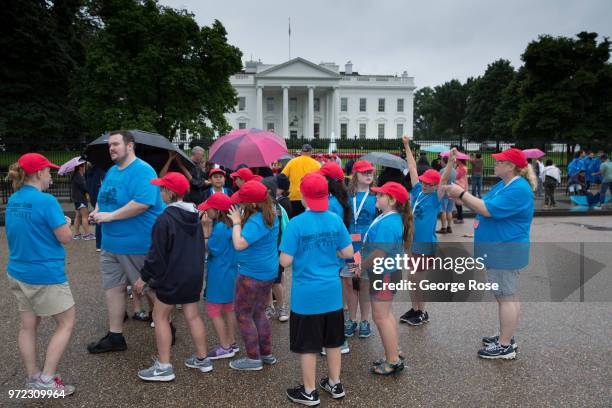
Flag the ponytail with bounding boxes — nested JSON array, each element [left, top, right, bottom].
[[394, 200, 414, 252], [327, 177, 351, 228], [518, 165, 537, 192], [6, 162, 27, 191]]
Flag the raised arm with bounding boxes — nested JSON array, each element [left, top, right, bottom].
[[159, 151, 177, 177], [402, 135, 419, 187], [438, 148, 457, 199]]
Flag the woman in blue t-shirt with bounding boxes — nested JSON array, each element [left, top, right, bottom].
[[400, 136, 455, 326], [363, 182, 413, 375], [344, 160, 378, 340], [445, 148, 536, 360], [227, 180, 279, 371], [5, 153, 76, 394], [198, 193, 239, 360]]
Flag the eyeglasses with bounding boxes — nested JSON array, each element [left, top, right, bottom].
[[361, 170, 374, 176]]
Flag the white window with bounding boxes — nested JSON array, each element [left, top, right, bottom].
[[238, 122, 247, 129], [397, 98, 404, 112], [378, 123, 385, 139], [267, 122, 275, 132], [359, 123, 367, 139], [359, 98, 367, 112], [290, 130, 298, 139], [340, 123, 348, 139], [266, 97, 274, 112], [340, 97, 348, 112], [289, 97, 297, 112], [238, 97, 246, 111], [314, 98, 320, 112], [378, 98, 385, 112], [396, 123, 404, 138]]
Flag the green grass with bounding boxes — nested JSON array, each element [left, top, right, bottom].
[[0, 151, 80, 168]]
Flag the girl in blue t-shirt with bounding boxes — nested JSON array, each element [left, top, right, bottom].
[[363, 182, 413, 375], [227, 181, 279, 371], [198, 193, 239, 360], [399, 136, 454, 327], [344, 160, 378, 340]]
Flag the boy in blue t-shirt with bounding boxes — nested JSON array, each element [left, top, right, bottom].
[[280, 173, 353, 405]]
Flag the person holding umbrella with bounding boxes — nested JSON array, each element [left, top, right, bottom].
[[443, 147, 536, 359], [5, 153, 76, 394], [87, 130, 165, 354]]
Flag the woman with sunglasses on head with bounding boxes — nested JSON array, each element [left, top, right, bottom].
[[444, 148, 536, 360], [399, 136, 455, 327]]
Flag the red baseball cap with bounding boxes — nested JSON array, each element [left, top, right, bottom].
[[209, 167, 226, 177], [318, 162, 345, 182], [150, 172, 190, 196], [419, 169, 441, 185], [230, 180, 268, 204], [492, 148, 528, 169], [352, 160, 375, 173], [198, 192, 231, 211], [300, 172, 328, 211], [371, 182, 409, 205], [230, 167, 255, 181], [18, 153, 60, 175]]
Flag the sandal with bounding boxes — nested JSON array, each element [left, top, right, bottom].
[[370, 359, 404, 375], [372, 353, 405, 366]]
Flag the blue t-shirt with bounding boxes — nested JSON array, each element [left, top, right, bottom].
[[567, 158, 584, 177], [363, 212, 404, 274], [98, 158, 165, 254], [236, 212, 279, 281], [279, 210, 352, 315], [410, 182, 440, 255], [474, 177, 534, 269], [328, 195, 344, 221], [349, 191, 377, 252], [6, 186, 67, 285], [206, 221, 237, 303]]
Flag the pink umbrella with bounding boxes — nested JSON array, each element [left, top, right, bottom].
[[209, 128, 288, 169], [522, 148, 545, 159], [58, 156, 86, 176], [440, 151, 470, 161]]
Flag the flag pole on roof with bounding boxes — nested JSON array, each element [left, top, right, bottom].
[[288, 17, 291, 60]]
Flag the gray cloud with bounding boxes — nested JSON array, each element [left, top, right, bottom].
[[160, 0, 612, 88]]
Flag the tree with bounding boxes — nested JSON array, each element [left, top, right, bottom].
[[432, 79, 469, 138], [464, 59, 515, 142], [491, 68, 525, 144], [413, 87, 436, 139], [75, 0, 242, 139], [514, 32, 612, 148]]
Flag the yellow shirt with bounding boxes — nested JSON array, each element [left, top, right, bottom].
[[281, 155, 321, 200]]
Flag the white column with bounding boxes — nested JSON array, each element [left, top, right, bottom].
[[332, 86, 340, 139], [407, 94, 414, 138], [307, 86, 315, 139], [256, 85, 263, 129], [325, 93, 331, 138], [282, 86, 289, 139]]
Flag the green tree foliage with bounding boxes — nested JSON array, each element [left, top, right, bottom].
[[431, 79, 470, 138], [464, 59, 515, 142], [413, 86, 436, 139], [74, 0, 242, 139]]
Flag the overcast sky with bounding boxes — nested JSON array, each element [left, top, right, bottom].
[[160, 0, 611, 89]]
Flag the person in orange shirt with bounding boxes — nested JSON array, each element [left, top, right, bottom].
[[281, 144, 321, 217]]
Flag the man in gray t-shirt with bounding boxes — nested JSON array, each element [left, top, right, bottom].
[[597, 154, 612, 207]]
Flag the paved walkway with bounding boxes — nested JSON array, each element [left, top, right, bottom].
[[0, 217, 610, 407]]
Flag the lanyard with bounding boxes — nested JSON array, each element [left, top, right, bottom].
[[352, 190, 370, 225], [363, 211, 398, 243], [411, 191, 427, 214], [487, 176, 520, 200]]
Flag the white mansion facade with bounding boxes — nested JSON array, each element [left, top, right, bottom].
[[224, 57, 415, 141]]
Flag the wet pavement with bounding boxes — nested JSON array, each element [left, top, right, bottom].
[[0, 217, 611, 407]]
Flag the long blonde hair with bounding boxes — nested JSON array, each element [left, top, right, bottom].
[[347, 172, 374, 196], [517, 165, 537, 192], [6, 163, 27, 191]]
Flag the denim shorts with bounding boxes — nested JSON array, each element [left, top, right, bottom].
[[486, 268, 520, 297], [439, 197, 455, 213]]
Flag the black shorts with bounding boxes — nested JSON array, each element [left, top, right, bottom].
[[290, 308, 345, 353], [274, 264, 284, 284]]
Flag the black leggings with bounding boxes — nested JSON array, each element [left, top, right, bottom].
[[456, 204, 463, 220]]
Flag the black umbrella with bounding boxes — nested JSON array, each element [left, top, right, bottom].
[[360, 152, 407, 171], [82, 130, 194, 173]]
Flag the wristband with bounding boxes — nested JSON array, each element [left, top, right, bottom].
[[233, 223, 241, 228], [459, 191, 466, 200]]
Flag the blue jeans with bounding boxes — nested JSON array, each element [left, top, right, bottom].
[[471, 175, 482, 197], [599, 182, 611, 205]]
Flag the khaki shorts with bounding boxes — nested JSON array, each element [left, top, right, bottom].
[[8, 276, 75, 317], [100, 251, 145, 290]]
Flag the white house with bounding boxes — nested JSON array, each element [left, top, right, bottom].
[[225, 57, 415, 141]]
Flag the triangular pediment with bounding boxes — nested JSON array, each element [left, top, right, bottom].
[[256, 57, 340, 79]]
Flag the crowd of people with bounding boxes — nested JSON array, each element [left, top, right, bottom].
[[3, 130, 556, 405]]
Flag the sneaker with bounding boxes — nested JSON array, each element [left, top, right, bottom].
[[265, 305, 276, 320], [87, 332, 127, 354], [320, 341, 350, 356], [358, 320, 371, 338], [478, 341, 516, 360], [278, 305, 289, 322], [96, 248, 101, 252], [482, 335, 518, 350], [286, 385, 320, 406], [319, 377, 345, 399], [262, 354, 277, 365], [344, 319, 357, 337], [405, 310, 429, 326], [73, 234, 82, 240], [343, 308, 350, 322], [132, 311, 151, 322], [28, 375, 76, 396], [184, 355, 213, 372], [436, 228, 447, 234], [229, 357, 263, 371], [138, 359, 175, 381], [446, 226, 453, 233], [230, 342, 240, 353], [399, 308, 418, 324], [82, 233, 96, 240], [206, 344, 236, 360]]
